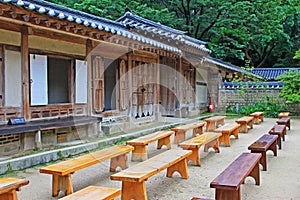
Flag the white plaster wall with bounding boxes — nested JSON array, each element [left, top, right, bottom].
[[75, 60, 87, 103], [5, 50, 22, 107]]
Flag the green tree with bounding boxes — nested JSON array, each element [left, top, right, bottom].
[[295, 49, 300, 59], [276, 69, 300, 104]]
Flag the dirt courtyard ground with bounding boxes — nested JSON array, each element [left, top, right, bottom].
[[10, 117, 300, 199]]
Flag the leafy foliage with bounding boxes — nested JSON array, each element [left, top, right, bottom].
[[46, 0, 299, 68], [276, 69, 300, 103]]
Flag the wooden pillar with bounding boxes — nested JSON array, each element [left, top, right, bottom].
[[21, 25, 29, 120], [86, 39, 93, 116], [128, 54, 133, 117], [178, 56, 183, 106]]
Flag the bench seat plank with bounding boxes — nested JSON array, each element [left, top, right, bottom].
[[126, 130, 174, 161], [59, 186, 121, 200], [214, 123, 240, 147], [248, 134, 278, 171], [40, 145, 133, 197], [204, 116, 226, 132], [235, 116, 254, 133], [171, 122, 205, 144], [179, 132, 221, 166], [110, 149, 192, 200], [278, 112, 290, 119], [0, 177, 29, 200], [210, 152, 261, 200]]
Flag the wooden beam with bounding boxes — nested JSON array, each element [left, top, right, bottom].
[[86, 39, 93, 116], [21, 25, 30, 120]]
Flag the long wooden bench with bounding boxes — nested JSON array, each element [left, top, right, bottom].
[[268, 124, 286, 149], [235, 116, 254, 133], [179, 132, 222, 166], [171, 122, 205, 144], [59, 186, 121, 200], [210, 152, 261, 200], [126, 130, 175, 161], [248, 134, 278, 171], [277, 117, 291, 130], [278, 112, 290, 119], [250, 112, 264, 124], [204, 116, 226, 131], [39, 145, 134, 197], [110, 149, 192, 200], [0, 177, 29, 200], [214, 123, 240, 147]]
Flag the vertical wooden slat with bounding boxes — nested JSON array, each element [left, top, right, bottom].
[[86, 39, 92, 115], [128, 54, 133, 116], [21, 25, 29, 120], [178, 56, 183, 106]]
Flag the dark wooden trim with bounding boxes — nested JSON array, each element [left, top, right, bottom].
[[86, 39, 92, 116]]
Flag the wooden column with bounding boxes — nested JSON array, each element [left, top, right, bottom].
[[86, 39, 93, 116], [178, 56, 183, 106], [156, 56, 160, 113], [128, 54, 133, 117], [21, 25, 29, 120]]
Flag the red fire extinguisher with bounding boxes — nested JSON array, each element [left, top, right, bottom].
[[209, 100, 214, 112]]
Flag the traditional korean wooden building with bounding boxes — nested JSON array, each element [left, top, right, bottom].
[[0, 0, 255, 155]]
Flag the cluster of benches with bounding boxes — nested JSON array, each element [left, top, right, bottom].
[[1, 111, 292, 200], [194, 112, 291, 200]]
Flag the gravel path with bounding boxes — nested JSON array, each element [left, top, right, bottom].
[[10, 117, 300, 199]]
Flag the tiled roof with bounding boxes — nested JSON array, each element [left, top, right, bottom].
[[222, 82, 284, 89], [204, 57, 262, 79], [0, 0, 181, 53], [251, 68, 300, 80], [116, 10, 211, 53]]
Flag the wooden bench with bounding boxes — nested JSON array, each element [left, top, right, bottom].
[[39, 145, 134, 197], [268, 124, 286, 149], [210, 152, 261, 200], [235, 116, 254, 133], [179, 132, 222, 166], [278, 112, 290, 119], [110, 149, 192, 200], [214, 123, 240, 147], [126, 130, 175, 161], [59, 186, 121, 200], [248, 134, 278, 171], [249, 112, 264, 124], [171, 122, 205, 144], [0, 177, 29, 200], [204, 116, 226, 132], [191, 197, 213, 200], [277, 117, 291, 130]]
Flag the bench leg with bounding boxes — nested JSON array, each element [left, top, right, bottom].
[[248, 120, 253, 129], [216, 119, 225, 127], [121, 181, 147, 200], [248, 162, 260, 185], [192, 127, 203, 137], [204, 139, 220, 153], [251, 150, 267, 171], [269, 140, 278, 157], [232, 129, 239, 139], [167, 158, 189, 179], [215, 187, 240, 200], [174, 130, 186, 144], [185, 148, 200, 166], [219, 133, 231, 147], [253, 117, 260, 124], [276, 136, 282, 149], [0, 190, 18, 200], [52, 174, 73, 197], [157, 136, 171, 149], [206, 121, 215, 132], [110, 154, 129, 171], [239, 123, 248, 133], [130, 145, 147, 162]]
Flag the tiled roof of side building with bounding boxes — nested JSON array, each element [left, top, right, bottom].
[[116, 10, 211, 53], [251, 68, 300, 80], [0, 0, 181, 53], [204, 57, 263, 79]]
